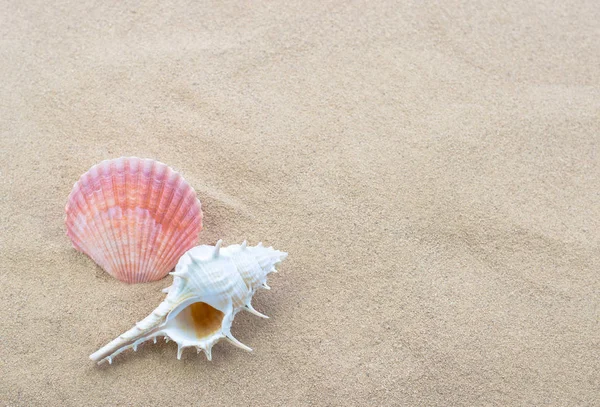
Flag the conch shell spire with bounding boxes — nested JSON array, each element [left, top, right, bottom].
[[90, 241, 287, 364]]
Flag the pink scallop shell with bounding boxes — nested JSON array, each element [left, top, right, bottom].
[[65, 157, 203, 283]]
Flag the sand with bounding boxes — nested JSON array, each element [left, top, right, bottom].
[[1, 1, 599, 405]]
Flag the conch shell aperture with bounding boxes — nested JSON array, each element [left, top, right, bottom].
[[90, 240, 287, 364]]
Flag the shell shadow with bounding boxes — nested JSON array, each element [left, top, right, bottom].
[[194, 189, 255, 245]]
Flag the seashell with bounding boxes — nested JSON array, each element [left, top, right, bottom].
[[90, 240, 287, 364], [65, 157, 203, 283]]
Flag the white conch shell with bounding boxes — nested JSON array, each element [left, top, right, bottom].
[[90, 240, 287, 364]]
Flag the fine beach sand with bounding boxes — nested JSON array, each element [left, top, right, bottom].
[[1, 1, 599, 405]]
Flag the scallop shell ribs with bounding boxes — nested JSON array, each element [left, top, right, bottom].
[[65, 157, 203, 283]]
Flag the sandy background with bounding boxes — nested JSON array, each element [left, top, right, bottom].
[[1, 1, 599, 406]]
